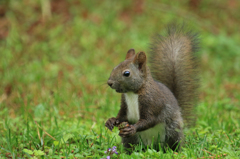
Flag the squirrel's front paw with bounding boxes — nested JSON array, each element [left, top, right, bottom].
[[105, 117, 119, 131], [119, 125, 136, 138]]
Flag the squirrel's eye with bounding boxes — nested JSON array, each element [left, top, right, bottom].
[[123, 71, 130, 77]]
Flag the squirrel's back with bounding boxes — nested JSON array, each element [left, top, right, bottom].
[[149, 24, 199, 126]]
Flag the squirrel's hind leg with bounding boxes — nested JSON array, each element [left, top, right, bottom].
[[164, 124, 183, 152], [121, 134, 139, 154]]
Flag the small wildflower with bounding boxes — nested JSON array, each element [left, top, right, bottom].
[[111, 146, 118, 155], [102, 146, 119, 158], [101, 155, 111, 159]]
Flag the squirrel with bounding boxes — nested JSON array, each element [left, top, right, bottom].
[[105, 24, 199, 152]]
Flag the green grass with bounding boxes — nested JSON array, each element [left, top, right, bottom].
[[0, 0, 240, 158]]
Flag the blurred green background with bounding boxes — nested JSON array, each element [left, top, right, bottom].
[[0, 0, 240, 158]]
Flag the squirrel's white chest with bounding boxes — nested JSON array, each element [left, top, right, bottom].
[[124, 93, 139, 123], [124, 92, 165, 146]]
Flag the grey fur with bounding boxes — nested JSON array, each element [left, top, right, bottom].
[[105, 24, 199, 152], [149, 24, 199, 126]]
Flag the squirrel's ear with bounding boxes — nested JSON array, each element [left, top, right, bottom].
[[125, 49, 135, 60], [133, 51, 146, 71]]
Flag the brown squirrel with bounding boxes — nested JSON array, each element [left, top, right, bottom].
[[105, 24, 199, 151]]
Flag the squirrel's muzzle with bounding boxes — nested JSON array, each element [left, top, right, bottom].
[[107, 80, 113, 87]]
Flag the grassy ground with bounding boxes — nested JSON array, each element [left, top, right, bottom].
[[0, 0, 240, 158]]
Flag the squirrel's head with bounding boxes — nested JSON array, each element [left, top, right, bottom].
[[107, 49, 147, 93]]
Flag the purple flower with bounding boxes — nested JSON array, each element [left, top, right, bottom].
[[111, 146, 118, 154], [101, 156, 111, 159], [104, 146, 119, 156], [104, 148, 111, 154]]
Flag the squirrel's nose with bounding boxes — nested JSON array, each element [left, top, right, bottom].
[[107, 80, 113, 87]]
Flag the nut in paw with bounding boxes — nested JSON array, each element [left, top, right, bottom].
[[119, 125, 136, 138]]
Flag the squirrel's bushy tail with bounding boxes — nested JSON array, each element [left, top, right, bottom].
[[149, 24, 199, 126]]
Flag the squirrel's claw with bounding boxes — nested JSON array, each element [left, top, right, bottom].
[[105, 117, 118, 131], [119, 125, 136, 138]]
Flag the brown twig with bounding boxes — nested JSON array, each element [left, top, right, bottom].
[[35, 121, 56, 140], [41, 0, 52, 21], [35, 121, 41, 142], [202, 149, 213, 155], [199, 149, 227, 159]]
